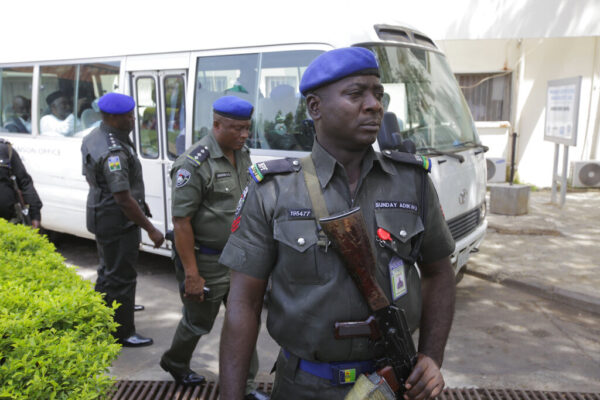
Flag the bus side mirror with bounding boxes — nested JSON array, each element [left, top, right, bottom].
[[378, 112, 415, 154]]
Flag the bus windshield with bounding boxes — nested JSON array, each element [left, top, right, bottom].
[[368, 45, 479, 153]]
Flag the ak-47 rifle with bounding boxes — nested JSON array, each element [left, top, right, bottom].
[[10, 175, 31, 226], [319, 207, 417, 398]]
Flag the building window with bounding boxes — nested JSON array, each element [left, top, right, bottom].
[[455, 72, 512, 121]]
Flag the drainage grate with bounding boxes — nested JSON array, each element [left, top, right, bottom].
[[438, 389, 600, 400], [110, 382, 600, 400], [109, 380, 273, 400]]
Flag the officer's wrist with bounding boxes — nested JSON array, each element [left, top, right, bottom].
[[185, 271, 201, 279]]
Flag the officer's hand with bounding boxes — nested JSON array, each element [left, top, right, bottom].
[[184, 274, 206, 302], [31, 220, 40, 229], [403, 353, 444, 400], [149, 228, 165, 248]]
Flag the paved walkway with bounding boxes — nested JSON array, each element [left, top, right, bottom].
[[466, 188, 600, 315], [64, 187, 600, 387]]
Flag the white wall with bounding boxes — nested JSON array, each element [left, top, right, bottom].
[[439, 37, 600, 187]]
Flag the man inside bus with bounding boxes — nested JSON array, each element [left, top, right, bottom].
[[81, 92, 165, 347], [4, 96, 32, 133], [160, 96, 263, 397], [218, 47, 456, 399], [40, 90, 78, 136]]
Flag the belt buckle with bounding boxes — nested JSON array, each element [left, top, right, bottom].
[[330, 364, 358, 385]]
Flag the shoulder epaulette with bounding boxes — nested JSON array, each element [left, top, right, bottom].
[[382, 149, 431, 173], [106, 132, 123, 152], [186, 145, 209, 167], [249, 158, 301, 183]]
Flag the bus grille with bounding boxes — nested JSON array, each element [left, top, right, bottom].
[[109, 382, 600, 400], [447, 206, 481, 241]]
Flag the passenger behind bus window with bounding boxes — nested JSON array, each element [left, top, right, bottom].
[[40, 91, 78, 136], [263, 84, 314, 151], [4, 96, 32, 133], [80, 98, 102, 130]]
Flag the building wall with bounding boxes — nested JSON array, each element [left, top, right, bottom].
[[439, 37, 600, 187]]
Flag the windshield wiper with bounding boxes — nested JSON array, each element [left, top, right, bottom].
[[417, 146, 465, 163], [453, 140, 489, 154]]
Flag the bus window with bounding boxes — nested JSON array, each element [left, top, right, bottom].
[[39, 62, 120, 137], [258, 50, 321, 151], [372, 45, 476, 152], [136, 76, 159, 158], [164, 75, 186, 158], [0, 67, 33, 134], [193, 53, 260, 144], [193, 50, 321, 151]]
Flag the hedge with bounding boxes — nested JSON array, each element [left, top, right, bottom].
[[0, 220, 121, 399]]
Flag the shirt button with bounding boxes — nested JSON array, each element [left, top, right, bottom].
[[297, 237, 306, 246], [399, 230, 407, 237]]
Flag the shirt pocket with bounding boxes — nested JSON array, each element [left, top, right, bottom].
[[374, 210, 424, 332], [209, 176, 237, 211], [374, 209, 424, 261], [273, 218, 322, 285]]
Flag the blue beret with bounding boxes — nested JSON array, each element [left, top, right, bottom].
[[98, 93, 135, 115], [213, 96, 254, 120], [299, 47, 379, 96]]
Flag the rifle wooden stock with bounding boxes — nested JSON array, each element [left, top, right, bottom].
[[319, 207, 389, 312], [321, 207, 418, 394], [10, 176, 31, 225]]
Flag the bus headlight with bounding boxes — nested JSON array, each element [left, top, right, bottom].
[[480, 201, 487, 221]]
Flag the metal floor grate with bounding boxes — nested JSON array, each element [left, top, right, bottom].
[[110, 382, 600, 400], [109, 380, 273, 400]]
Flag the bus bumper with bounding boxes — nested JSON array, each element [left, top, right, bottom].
[[451, 219, 487, 275]]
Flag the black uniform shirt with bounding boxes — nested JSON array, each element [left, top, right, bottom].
[[0, 140, 42, 221], [220, 140, 455, 362], [81, 123, 145, 237]]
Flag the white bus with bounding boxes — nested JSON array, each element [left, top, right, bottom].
[[0, 16, 487, 278]]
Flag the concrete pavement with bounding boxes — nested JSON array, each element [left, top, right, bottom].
[[63, 187, 600, 387], [466, 188, 600, 316]]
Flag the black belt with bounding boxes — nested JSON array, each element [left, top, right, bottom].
[[194, 244, 221, 255]]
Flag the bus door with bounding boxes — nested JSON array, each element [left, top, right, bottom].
[[130, 70, 187, 249]]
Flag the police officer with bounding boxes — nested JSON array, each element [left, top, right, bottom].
[[81, 93, 164, 347], [160, 96, 262, 394], [219, 47, 456, 399], [0, 138, 42, 227]]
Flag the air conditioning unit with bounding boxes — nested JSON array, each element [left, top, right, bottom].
[[570, 161, 600, 188], [486, 157, 506, 183]]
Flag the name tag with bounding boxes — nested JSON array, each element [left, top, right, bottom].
[[288, 208, 313, 219], [375, 200, 418, 212], [216, 172, 232, 179], [389, 256, 407, 301]]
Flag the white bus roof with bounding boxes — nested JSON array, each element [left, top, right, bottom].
[[0, 1, 426, 64]]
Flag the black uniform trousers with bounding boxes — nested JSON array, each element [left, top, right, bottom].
[[94, 227, 140, 340]]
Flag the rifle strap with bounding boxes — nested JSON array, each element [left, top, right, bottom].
[[7, 143, 13, 167], [300, 155, 330, 248]]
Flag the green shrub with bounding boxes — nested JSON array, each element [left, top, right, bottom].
[[0, 220, 120, 399]]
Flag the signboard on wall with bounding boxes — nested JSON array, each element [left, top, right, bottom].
[[544, 76, 582, 146]]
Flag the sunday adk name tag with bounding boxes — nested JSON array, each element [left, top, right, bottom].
[[389, 256, 407, 301]]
